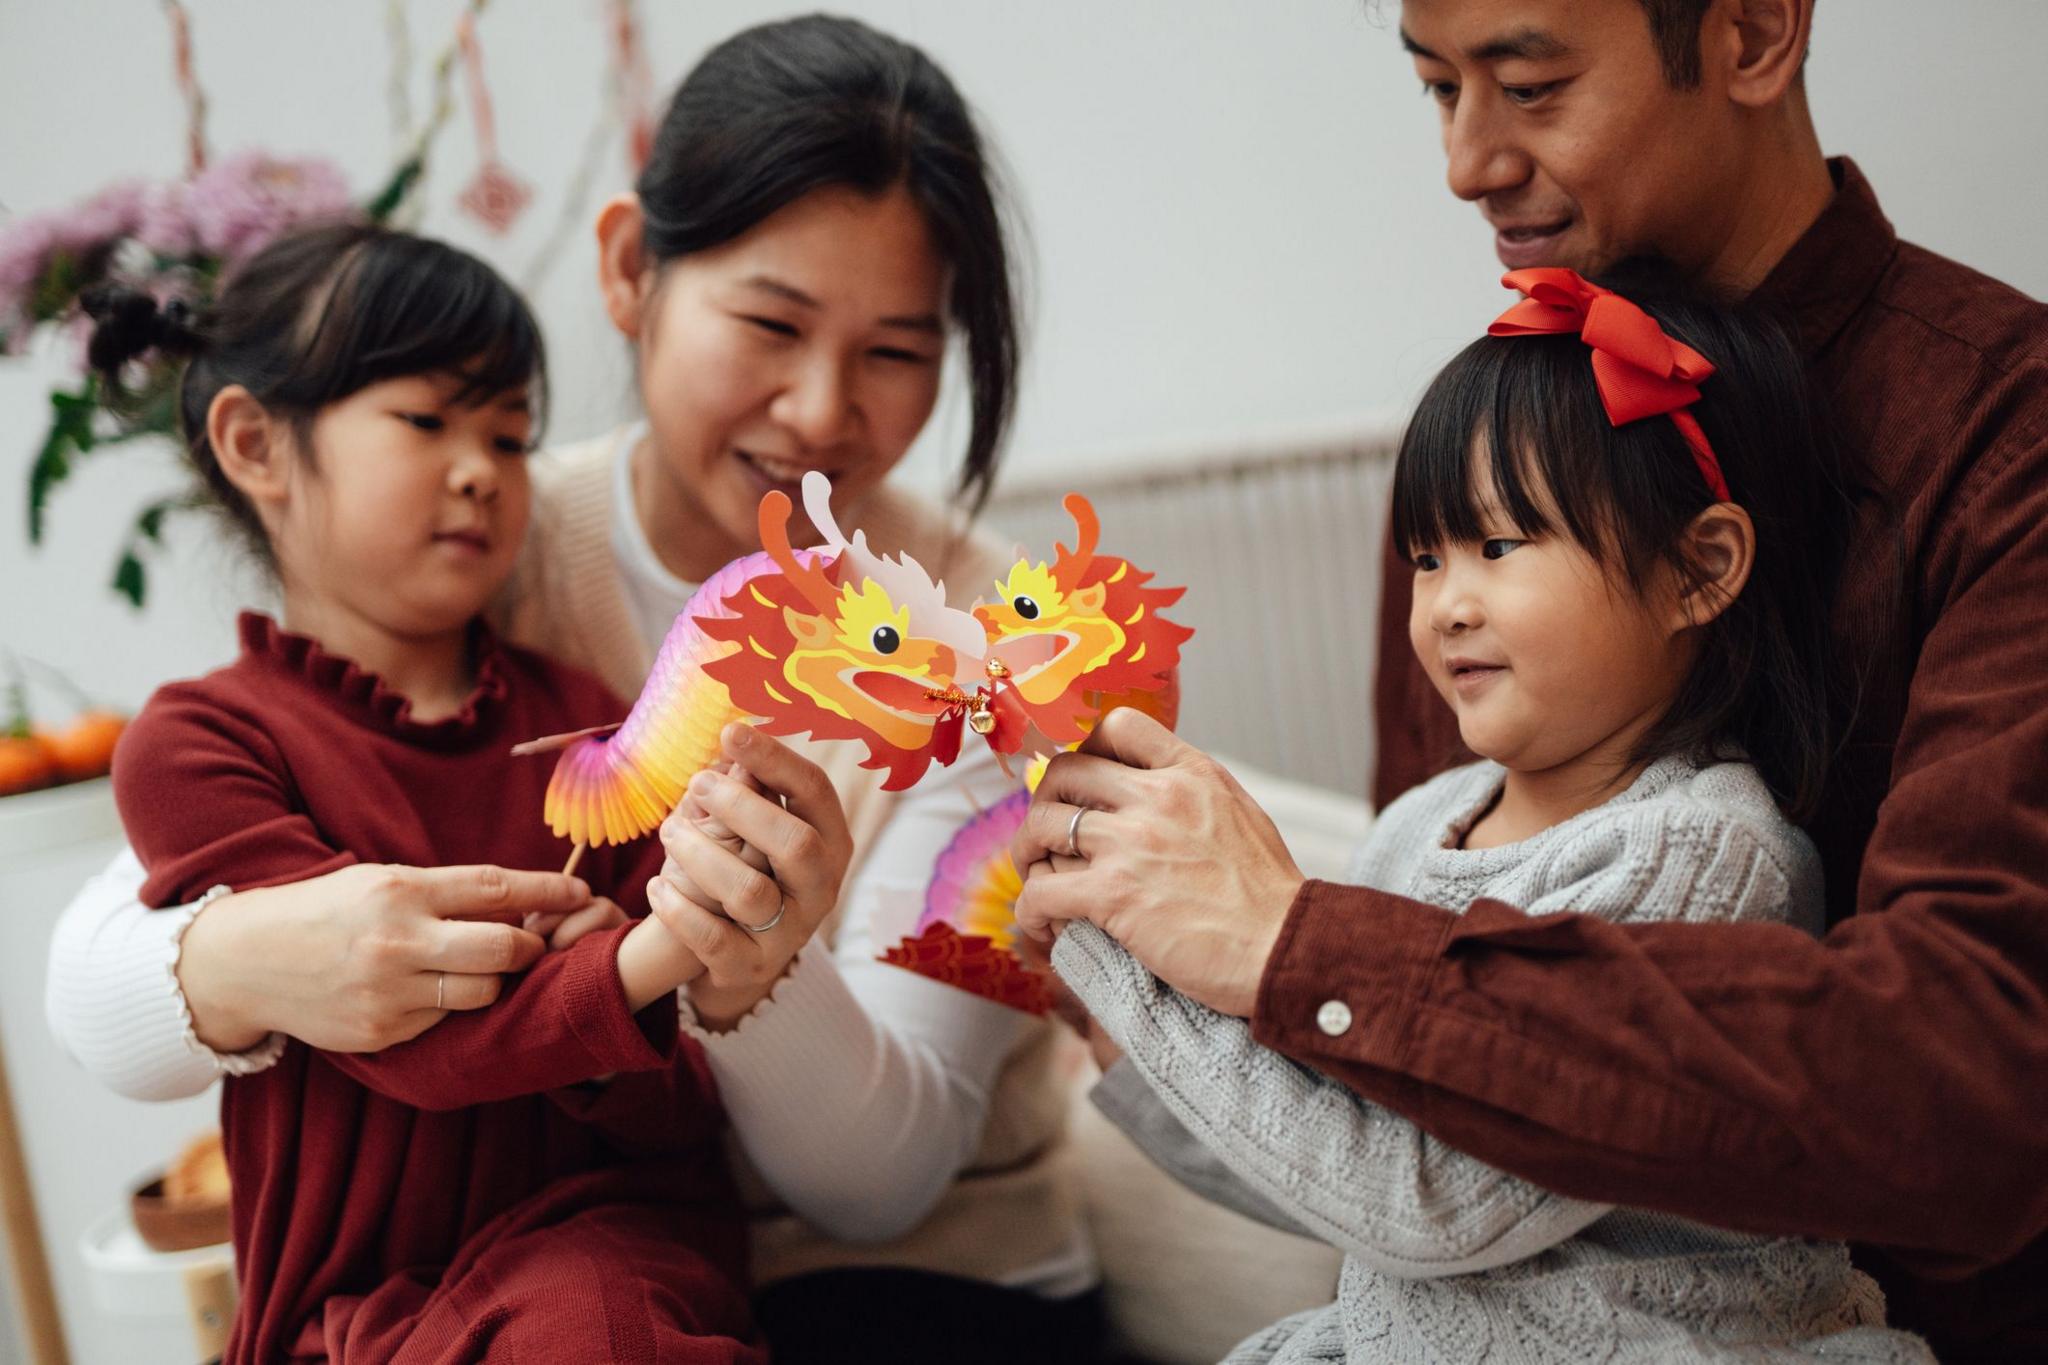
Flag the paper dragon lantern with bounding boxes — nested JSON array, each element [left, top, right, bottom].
[[521, 474, 1192, 891]]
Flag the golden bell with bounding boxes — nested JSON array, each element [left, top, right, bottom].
[[968, 707, 998, 735]]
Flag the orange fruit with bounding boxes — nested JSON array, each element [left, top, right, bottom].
[[0, 733, 58, 797], [46, 709, 127, 782]]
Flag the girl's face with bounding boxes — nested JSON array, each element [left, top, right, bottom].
[[617, 183, 950, 574], [277, 374, 534, 639], [1406, 464, 1695, 780]]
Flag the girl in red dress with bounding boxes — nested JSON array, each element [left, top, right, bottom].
[[99, 221, 763, 1364]]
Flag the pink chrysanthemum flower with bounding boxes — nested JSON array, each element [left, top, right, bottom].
[[186, 151, 356, 263]]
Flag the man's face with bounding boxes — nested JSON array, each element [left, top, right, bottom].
[[1402, 0, 1739, 277]]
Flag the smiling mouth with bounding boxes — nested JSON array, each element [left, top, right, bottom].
[[1447, 662, 1506, 690], [736, 448, 833, 488]]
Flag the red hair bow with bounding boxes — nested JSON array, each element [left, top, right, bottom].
[[1487, 267, 1731, 501]]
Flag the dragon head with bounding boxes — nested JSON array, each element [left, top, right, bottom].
[[700, 474, 992, 789], [973, 494, 1194, 743]]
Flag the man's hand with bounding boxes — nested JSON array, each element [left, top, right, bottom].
[[1011, 709, 1305, 1018]]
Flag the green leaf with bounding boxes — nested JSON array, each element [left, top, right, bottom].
[[111, 551, 146, 609], [26, 377, 102, 544], [366, 156, 425, 224]]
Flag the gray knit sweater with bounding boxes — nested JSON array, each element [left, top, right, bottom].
[[1055, 756, 1933, 1364]]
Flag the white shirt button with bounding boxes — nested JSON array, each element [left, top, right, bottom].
[[1315, 999, 1353, 1037]]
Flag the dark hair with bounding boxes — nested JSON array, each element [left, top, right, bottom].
[[1391, 269, 1855, 820], [83, 221, 545, 569], [1637, 0, 1713, 88], [637, 13, 1018, 515]]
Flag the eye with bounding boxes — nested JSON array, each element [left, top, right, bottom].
[[1482, 538, 1524, 560], [1011, 595, 1040, 621], [869, 346, 934, 365], [745, 316, 799, 338], [1420, 79, 1458, 106], [1412, 552, 1442, 572], [871, 624, 901, 655], [493, 435, 530, 455], [397, 412, 443, 432], [1501, 82, 1557, 107]]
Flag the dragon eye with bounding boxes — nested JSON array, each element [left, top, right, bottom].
[[1012, 595, 1040, 621], [871, 624, 901, 655]]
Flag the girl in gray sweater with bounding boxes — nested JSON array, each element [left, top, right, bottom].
[[1053, 271, 1931, 1363]]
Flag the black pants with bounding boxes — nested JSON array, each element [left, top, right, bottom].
[[755, 1267, 1109, 1364]]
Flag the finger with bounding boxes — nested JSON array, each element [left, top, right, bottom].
[[1033, 749, 1152, 814], [1013, 864, 1108, 939], [548, 900, 627, 951], [650, 875, 764, 965], [1011, 799, 1131, 872], [523, 912, 567, 937], [651, 856, 722, 915], [417, 969, 505, 1013], [669, 820, 786, 928], [1074, 706, 1192, 770], [399, 864, 593, 920], [419, 918, 546, 975], [720, 726, 852, 854], [689, 769, 835, 895]]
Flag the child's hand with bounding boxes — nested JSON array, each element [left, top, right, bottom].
[[540, 896, 628, 952], [1012, 929, 1123, 1071]]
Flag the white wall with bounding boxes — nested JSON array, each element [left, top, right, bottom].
[[3, 0, 2046, 703]]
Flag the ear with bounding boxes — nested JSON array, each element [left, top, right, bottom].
[[594, 192, 653, 340], [1716, 0, 1813, 109], [205, 385, 294, 511], [1669, 502, 1756, 633]]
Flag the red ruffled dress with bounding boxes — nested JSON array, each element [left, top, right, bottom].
[[114, 613, 763, 1364]]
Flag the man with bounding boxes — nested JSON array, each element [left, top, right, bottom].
[[1013, 0, 2048, 1358]]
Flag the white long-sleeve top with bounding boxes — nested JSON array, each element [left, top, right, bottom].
[[45, 426, 1092, 1296]]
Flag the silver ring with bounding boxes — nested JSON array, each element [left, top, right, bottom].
[[436, 973, 446, 1010], [1065, 806, 1088, 859], [736, 899, 788, 934]]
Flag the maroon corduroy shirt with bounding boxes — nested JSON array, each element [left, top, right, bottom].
[[116, 614, 760, 1364], [1262, 160, 2048, 1363]]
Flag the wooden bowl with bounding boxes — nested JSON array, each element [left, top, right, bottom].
[[129, 1176, 230, 1253]]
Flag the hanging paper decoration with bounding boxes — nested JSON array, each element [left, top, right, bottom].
[[453, 9, 531, 234], [161, 0, 209, 177], [519, 473, 1192, 873], [610, 0, 657, 172]]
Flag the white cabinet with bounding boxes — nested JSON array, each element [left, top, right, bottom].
[[0, 782, 222, 1365]]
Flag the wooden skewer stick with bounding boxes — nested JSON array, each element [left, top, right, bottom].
[[562, 842, 587, 878], [510, 722, 620, 757]]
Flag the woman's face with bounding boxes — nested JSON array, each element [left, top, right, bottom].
[[610, 182, 950, 575]]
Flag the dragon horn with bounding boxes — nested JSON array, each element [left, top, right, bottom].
[[759, 489, 842, 615], [1053, 492, 1100, 590]]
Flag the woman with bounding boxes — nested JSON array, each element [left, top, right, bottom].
[[48, 16, 1098, 1363]]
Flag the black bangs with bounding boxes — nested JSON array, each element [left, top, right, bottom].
[[1392, 331, 1712, 585], [280, 227, 546, 426]]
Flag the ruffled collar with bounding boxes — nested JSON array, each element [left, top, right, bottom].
[[237, 612, 512, 747]]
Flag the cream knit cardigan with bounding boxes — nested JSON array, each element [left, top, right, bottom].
[[494, 429, 1078, 1289]]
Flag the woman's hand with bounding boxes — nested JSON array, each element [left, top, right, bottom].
[[175, 863, 585, 1053], [646, 724, 852, 1032]]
